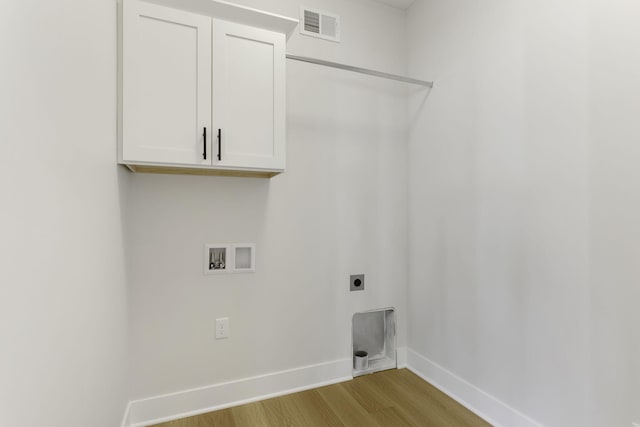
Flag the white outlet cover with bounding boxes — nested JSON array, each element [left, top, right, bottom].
[[215, 317, 229, 339]]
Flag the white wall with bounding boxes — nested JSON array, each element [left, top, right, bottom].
[[407, 0, 640, 426], [0, 1, 129, 427], [588, 2, 640, 424], [127, 0, 409, 400]]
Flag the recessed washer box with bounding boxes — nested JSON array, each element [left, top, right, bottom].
[[204, 244, 231, 275], [204, 243, 255, 275]]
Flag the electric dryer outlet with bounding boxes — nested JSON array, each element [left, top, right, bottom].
[[350, 274, 365, 291]]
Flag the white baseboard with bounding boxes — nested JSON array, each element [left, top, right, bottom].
[[397, 346, 407, 368], [406, 348, 543, 427], [124, 347, 409, 427], [127, 358, 353, 426], [120, 401, 131, 427]]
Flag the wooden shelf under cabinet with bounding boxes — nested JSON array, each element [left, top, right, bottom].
[[124, 164, 282, 179]]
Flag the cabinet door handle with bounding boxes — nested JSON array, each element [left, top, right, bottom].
[[217, 128, 222, 161], [203, 127, 207, 160]]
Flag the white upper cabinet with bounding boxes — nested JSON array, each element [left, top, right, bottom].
[[118, 0, 296, 177], [122, 2, 212, 166], [213, 21, 285, 170]]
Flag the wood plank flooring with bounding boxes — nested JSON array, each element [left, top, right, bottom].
[[150, 369, 492, 427]]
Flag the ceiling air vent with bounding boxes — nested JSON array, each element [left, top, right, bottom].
[[300, 7, 340, 42]]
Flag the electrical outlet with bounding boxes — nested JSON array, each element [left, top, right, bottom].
[[215, 317, 229, 339]]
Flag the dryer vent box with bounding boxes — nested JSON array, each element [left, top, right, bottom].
[[352, 308, 396, 377], [300, 7, 340, 42]]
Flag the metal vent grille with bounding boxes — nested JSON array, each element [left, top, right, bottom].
[[300, 7, 340, 42], [303, 10, 320, 33]]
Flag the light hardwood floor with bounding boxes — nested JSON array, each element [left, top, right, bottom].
[[150, 369, 492, 427]]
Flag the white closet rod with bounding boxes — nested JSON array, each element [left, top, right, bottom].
[[286, 54, 434, 88]]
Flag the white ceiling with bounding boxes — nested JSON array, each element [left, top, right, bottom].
[[373, 0, 416, 10]]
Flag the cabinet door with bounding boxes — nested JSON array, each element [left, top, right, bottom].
[[123, 2, 211, 165], [213, 20, 286, 170]]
